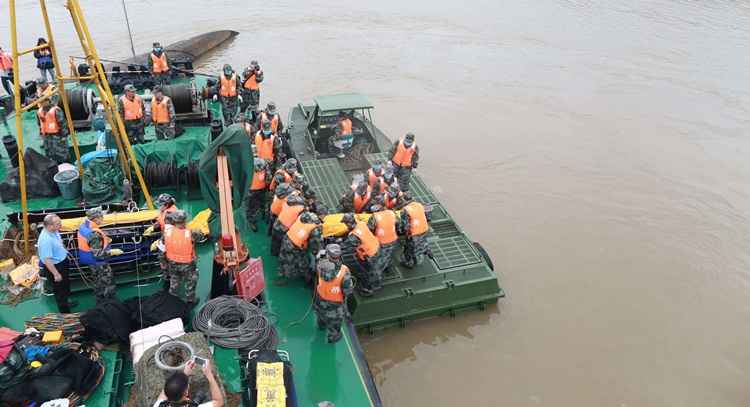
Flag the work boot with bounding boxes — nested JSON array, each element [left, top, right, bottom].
[[327, 331, 342, 343], [273, 277, 288, 286]]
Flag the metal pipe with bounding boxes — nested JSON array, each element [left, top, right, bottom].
[[120, 0, 137, 59], [8, 0, 30, 257], [39, 0, 84, 177]]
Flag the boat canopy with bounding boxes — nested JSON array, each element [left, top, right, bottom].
[[314, 93, 373, 114]]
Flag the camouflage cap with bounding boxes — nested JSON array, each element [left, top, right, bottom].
[[318, 259, 336, 274], [404, 132, 415, 146], [275, 183, 293, 197], [171, 210, 188, 224], [124, 84, 136, 92], [286, 194, 305, 206], [266, 101, 277, 115], [325, 243, 342, 258], [86, 206, 105, 220], [156, 193, 175, 207], [341, 213, 356, 226], [254, 158, 267, 169]]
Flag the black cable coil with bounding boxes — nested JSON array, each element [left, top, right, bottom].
[[193, 296, 278, 350]]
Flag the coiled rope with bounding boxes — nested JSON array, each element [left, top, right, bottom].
[[193, 296, 277, 350]]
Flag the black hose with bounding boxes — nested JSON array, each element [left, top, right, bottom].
[[193, 296, 277, 350]]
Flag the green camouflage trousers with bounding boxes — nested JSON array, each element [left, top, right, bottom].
[[245, 189, 266, 226], [240, 89, 259, 113], [168, 260, 198, 302], [91, 262, 115, 302], [124, 119, 145, 144], [394, 166, 412, 192], [373, 241, 397, 276], [357, 253, 382, 291], [220, 96, 239, 124], [278, 237, 311, 279], [42, 134, 69, 164], [154, 124, 175, 140], [401, 234, 429, 268], [314, 297, 346, 343]]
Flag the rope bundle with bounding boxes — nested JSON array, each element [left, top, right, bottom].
[[193, 296, 277, 350]]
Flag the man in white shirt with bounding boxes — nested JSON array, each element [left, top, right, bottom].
[[152, 360, 224, 407]]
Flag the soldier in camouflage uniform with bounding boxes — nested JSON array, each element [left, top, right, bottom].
[[271, 193, 306, 257], [245, 158, 271, 232], [388, 132, 419, 192], [339, 175, 375, 214], [36, 97, 69, 164], [239, 61, 263, 117], [155, 210, 205, 305], [267, 182, 295, 236], [314, 258, 353, 343], [342, 213, 382, 296], [77, 207, 123, 302], [369, 203, 403, 277], [398, 193, 432, 268], [213, 64, 240, 125], [118, 84, 146, 144], [150, 86, 176, 140], [277, 211, 322, 284]]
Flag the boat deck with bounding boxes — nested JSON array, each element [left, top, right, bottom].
[[0, 83, 379, 406]]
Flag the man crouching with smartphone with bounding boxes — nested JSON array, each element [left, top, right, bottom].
[[153, 359, 225, 407]]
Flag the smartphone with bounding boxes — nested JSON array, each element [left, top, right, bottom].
[[193, 356, 207, 366]]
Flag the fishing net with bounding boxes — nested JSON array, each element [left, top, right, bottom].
[[82, 157, 123, 204], [133, 332, 226, 407]]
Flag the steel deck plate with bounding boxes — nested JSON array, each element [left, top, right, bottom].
[[300, 158, 349, 189]]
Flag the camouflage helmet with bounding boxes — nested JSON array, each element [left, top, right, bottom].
[[124, 84, 136, 93], [318, 258, 336, 275], [341, 213, 356, 227], [371, 161, 383, 174], [223, 64, 233, 75], [325, 243, 342, 259], [156, 193, 175, 208], [86, 206, 105, 221], [292, 173, 305, 186], [171, 210, 188, 224], [370, 203, 384, 212], [266, 101, 277, 115], [383, 170, 396, 184], [275, 182, 293, 197], [243, 66, 253, 77], [254, 158, 267, 170], [286, 194, 305, 206], [404, 132, 415, 146], [284, 158, 298, 173], [300, 211, 320, 224]]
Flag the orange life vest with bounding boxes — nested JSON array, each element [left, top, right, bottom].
[[219, 73, 237, 97], [270, 195, 286, 216], [278, 203, 304, 229], [0, 52, 12, 71], [373, 210, 398, 245], [384, 191, 401, 209], [317, 265, 349, 303], [77, 220, 112, 266], [251, 169, 267, 191], [404, 201, 428, 236], [157, 205, 178, 231], [255, 132, 276, 161], [269, 170, 292, 191], [120, 95, 143, 121], [150, 52, 169, 73], [243, 73, 259, 90], [351, 221, 379, 260], [286, 218, 318, 249], [339, 118, 352, 136], [260, 112, 279, 134], [164, 227, 195, 264], [367, 169, 384, 187], [37, 106, 61, 135], [352, 186, 372, 213], [392, 139, 416, 167], [151, 96, 171, 124]]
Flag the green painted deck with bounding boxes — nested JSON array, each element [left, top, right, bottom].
[[0, 83, 377, 406]]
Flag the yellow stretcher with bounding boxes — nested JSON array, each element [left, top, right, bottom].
[[60, 210, 159, 232]]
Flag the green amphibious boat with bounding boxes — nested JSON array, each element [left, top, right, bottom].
[[0, 10, 503, 407]]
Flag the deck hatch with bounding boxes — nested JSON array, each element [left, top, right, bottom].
[[429, 235, 482, 270]]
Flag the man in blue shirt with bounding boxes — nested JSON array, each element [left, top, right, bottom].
[[38, 214, 75, 312]]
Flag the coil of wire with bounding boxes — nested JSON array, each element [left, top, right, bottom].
[[193, 296, 277, 350]]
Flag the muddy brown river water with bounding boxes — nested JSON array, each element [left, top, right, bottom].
[[4, 0, 750, 405]]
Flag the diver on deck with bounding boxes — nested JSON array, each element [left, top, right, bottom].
[[370, 203, 402, 276], [155, 210, 204, 305], [118, 84, 146, 144], [213, 64, 240, 125], [240, 60, 263, 117], [339, 176, 375, 214], [148, 42, 171, 86], [271, 194, 305, 257], [277, 211, 323, 285], [36, 97, 69, 164], [77, 207, 123, 303], [245, 158, 271, 232], [332, 111, 353, 159], [314, 258, 353, 343], [151, 86, 176, 140], [342, 213, 382, 296], [399, 192, 432, 268], [389, 132, 419, 192]]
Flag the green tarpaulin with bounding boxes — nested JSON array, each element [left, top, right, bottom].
[[133, 130, 210, 167], [198, 124, 253, 236]]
